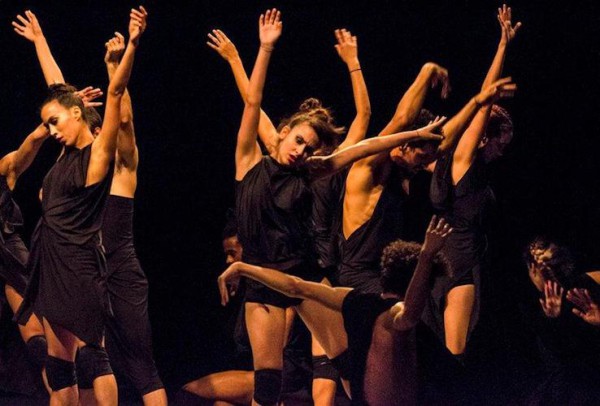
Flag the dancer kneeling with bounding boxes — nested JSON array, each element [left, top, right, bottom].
[[218, 216, 452, 406]]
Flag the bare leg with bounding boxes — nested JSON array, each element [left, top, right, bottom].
[[183, 370, 254, 405], [245, 302, 286, 406], [43, 318, 79, 406], [444, 284, 475, 355]]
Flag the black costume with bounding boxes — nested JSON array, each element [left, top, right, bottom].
[[335, 165, 407, 293], [424, 152, 495, 342], [16, 144, 113, 345], [341, 290, 414, 405], [235, 156, 320, 308], [102, 195, 164, 395]]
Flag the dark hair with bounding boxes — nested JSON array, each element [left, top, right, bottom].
[[222, 208, 238, 240], [524, 236, 576, 286], [280, 98, 345, 156], [85, 107, 103, 132], [43, 83, 88, 123], [485, 104, 513, 142], [380, 240, 451, 295], [406, 108, 442, 149]]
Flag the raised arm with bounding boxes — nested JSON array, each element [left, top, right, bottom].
[[105, 31, 138, 170], [394, 216, 452, 331], [12, 10, 64, 85], [452, 4, 522, 165], [436, 77, 516, 155], [88, 7, 146, 185], [0, 124, 50, 189], [218, 262, 352, 311], [334, 29, 371, 151], [235, 9, 282, 180], [207, 29, 279, 153], [307, 116, 446, 179]]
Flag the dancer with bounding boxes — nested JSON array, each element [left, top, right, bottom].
[[13, 8, 144, 406], [218, 216, 452, 405], [232, 8, 445, 405], [426, 4, 521, 356], [208, 25, 370, 404], [0, 124, 51, 393]]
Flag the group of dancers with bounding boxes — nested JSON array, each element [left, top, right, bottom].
[[0, 3, 599, 406]]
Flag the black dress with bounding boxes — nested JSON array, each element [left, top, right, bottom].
[[16, 144, 113, 345], [335, 165, 407, 293], [235, 156, 319, 308], [102, 195, 164, 395], [425, 152, 495, 342]]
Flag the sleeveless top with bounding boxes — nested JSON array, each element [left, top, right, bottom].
[[430, 152, 495, 272], [235, 156, 315, 270], [336, 165, 407, 289]]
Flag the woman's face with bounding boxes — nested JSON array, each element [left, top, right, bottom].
[[479, 132, 513, 163], [277, 122, 320, 166], [41, 100, 82, 146]]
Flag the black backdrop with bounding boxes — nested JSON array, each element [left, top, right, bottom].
[[1, 0, 600, 397]]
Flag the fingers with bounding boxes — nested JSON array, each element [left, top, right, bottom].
[[572, 307, 585, 319], [217, 276, 229, 306], [426, 215, 438, 233]]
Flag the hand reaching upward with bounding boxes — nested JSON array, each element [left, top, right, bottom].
[[259, 8, 282, 49]]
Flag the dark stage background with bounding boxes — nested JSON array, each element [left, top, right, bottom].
[[1, 0, 600, 402]]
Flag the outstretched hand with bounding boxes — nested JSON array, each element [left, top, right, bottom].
[[259, 8, 282, 48], [207, 29, 239, 62], [567, 288, 600, 327], [475, 77, 516, 106], [539, 280, 563, 318], [12, 10, 44, 42], [129, 5, 148, 46], [75, 86, 104, 108], [334, 29, 358, 66], [217, 262, 242, 306], [497, 4, 522, 45], [105, 32, 126, 64], [422, 216, 453, 256], [415, 116, 447, 141]]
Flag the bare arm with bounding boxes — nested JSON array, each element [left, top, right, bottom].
[[0, 124, 50, 188], [13, 10, 64, 85], [218, 262, 352, 311], [452, 4, 522, 164], [437, 77, 516, 156], [105, 32, 138, 170], [307, 117, 446, 179], [334, 29, 371, 151], [394, 216, 452, 331], [89, 7, 145, 185], [207, 29, 279, 153], [235, 9, 282, 180]]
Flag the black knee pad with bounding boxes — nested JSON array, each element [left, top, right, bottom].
[[254, 368, 282, 406], [312, 355, 339, 381], [26, 335, 47, 368], [76, 345, 113, 389], [46, 355, 77, 391], [330, 350, 352, 380]]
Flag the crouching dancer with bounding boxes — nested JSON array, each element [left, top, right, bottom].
[[218, 216, 452, 406]]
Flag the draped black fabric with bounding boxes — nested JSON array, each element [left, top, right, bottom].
[[16, 144, 113, 345], [235, 156, 315, 272], [335, 165, 407, 293]]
